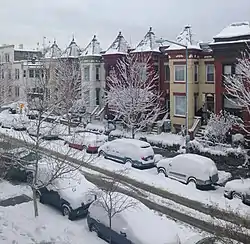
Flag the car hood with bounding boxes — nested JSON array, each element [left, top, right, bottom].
[[225, 179, 250, 192]]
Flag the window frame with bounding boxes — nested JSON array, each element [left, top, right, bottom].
[[15, 68, 20, 80], [174, 95, 186, 116], [84, 66, 90, 81], [174, 65, 185, 82], [206, 64, 214, 83], [194, 64, 198, 83], [95, 66, 100, 81], [29, 69, 34, 78]]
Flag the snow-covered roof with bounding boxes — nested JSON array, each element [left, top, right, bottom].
[[167, 25, 201, 51], [61, 37, 81, 58], [44, 40, 62, 59], [214, 22, 250, 39], [81, 35, 102, 57], [131, 27, 161, 53], [104, 31, 130, 55]]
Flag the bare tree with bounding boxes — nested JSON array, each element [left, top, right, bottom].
[[224, 48, 250, 134], [106, 54, 164, 139], [204, 110, 241, 143], [51, 57, 89, 134], [90, 169, 138, 244]]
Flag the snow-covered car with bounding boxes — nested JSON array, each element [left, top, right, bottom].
[[63, 131, 108, 153], [27, 122, 60, 140], [12, 116, 29, 131], [36, 164, 97, 220], [224, 178, 250, 204], [184, 235, 222, 244], [1, 116, 15, 129], [87, 193, 181, 244], [157, 154, 219, 188], [98, 139, 155, 169], [27, 110, 39, 119]]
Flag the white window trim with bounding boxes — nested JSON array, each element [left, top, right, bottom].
[[174, 65, 186, 82], [206, 64, 214, 83], [174, 95, 186, 117]]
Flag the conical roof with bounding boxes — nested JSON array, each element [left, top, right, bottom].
[[132, 27, 160, 53], [44, 40, 62, 59], [104, 31, 130, 55], [167, 25, 201, 51], [62, 37, 81, 58], [81, 35, 102, 57]]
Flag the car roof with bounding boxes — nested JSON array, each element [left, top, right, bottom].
[[114, 138, 150, 148], [173, 153, 215, 166]]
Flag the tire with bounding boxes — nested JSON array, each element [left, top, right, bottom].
[[124, 159, 133, 167], [232, 192, 244, 201], [90, 223, 100, 237], [187, 178, 197, 188], [98, 150, 106, 158], [61, 204, 71, 219], [157, 167, 167, 177]]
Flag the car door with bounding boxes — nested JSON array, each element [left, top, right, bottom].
[[110, 141, 124, 163], [167, 159, 186, 183]]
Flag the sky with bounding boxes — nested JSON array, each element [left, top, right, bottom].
[[0, 0, 250, 51]]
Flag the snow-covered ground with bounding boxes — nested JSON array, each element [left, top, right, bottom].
[[0, 181, 204, 243]]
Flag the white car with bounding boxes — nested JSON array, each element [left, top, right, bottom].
[[63, 131, 108, 153], [184, 235, 222, 244], [87, 192, 181, 244], [1, 116, 14, 129], [36, 161, 97, 220], [12, 116, 29, 130], [98, 138, 155, 169], [157, 154, 219, 188], [224, 178, 250, 205]]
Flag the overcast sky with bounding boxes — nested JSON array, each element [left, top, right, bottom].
[[0, 0, 249, 51]]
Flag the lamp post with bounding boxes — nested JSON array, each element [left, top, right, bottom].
[[156, 38, 189, 138]]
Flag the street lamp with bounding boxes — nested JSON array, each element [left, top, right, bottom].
[[156, 38, 189, 137]]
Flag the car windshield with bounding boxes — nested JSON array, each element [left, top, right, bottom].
[[20, 152, 42, 162]]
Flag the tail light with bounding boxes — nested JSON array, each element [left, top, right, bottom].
[[141, 157, 145, 160]]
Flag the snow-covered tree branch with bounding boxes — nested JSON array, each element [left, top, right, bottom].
[[204, 111, 240, 143], [224, 48, 250, 132], [51, 57, 89, 134], [106, 54, 164, 138]]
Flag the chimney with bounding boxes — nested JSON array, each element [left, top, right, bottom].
[[19, 44, 23, 49]]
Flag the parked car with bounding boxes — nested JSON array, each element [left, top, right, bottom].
[[184, 235, 222, 244], [1, 117, 14, 129], [224, 178, 250, 205], [63, 131, 108, 153], [36, 164, 97, 220], [87, 193, 181, 244], [157, 154, 219, 188], [27, 110, 39, 119], [27, 122, 60, 140], [98, 139, 155, 169], [12, 116, 29, 131]]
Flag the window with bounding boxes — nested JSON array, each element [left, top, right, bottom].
[[15, 86, 20, 97], [165, 65, 170, 81], [84, 66, 90, 81], [174, 95, 186, 116], [223, 64, 232, 75], [15, 69, 20, 80], [23, 70, 26, 78], [194, 65, 198, 83], [96, 66, 100, 81], [96, 88, 100, 105], [8, 69, 11, 80], [139, 63, 147, 81], [206, 64, 214, 82], [35, 69, 40, 78], [154, 65, 159, 75], [5, 53, 10, 62], [29, 69, 34, 78], [1, 70, 4, 79], [174, 65, 185, 82]]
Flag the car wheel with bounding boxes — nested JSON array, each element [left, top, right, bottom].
[[90, 224, 100, 237], [187, 178, 197, 188], [124, 159, 133, 167], [61, 204, 71, 218], [157, 167, 167, 177], [26, 172, 33, 185], [98, 150, 106, 158], [232, 191, 244, 201]]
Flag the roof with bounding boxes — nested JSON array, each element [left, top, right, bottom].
[[116, 138, 150, 148], [131, 27, 161, 53], [81, 35, 102, 57], [44, 40, 62, 59], [61, 37, 81, 58], [167, 25, 201, 51], [104, 31, 130, 55], [209, 39, 250, 46], [214, 22, 250, 39], [175, 153, 215, 166]]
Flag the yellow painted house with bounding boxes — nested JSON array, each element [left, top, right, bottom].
[[166, 27, 215, 133]]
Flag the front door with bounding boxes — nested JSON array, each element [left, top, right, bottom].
[[206, 94, 214, 113]]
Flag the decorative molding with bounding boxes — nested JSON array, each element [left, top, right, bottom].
[[204, 55, 213, 59], [176, 55, 184, 58], [189, 54, 193, 58]]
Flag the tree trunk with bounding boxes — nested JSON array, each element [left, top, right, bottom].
[[131, 126, 135, 139], [109, 216, 112, 244], [32, 187, 39, 217]]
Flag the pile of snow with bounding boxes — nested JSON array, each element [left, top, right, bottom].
[[217, 171, 232, 185], [146, 133, 184, 147]]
